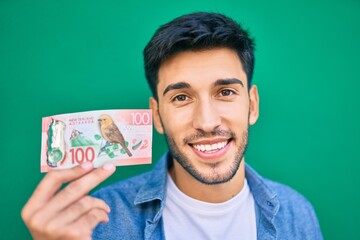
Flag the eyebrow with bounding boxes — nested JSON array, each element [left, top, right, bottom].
[[214, 78, 244, 87], [162, 78, 244, 96], [163, 82, 191, 96]]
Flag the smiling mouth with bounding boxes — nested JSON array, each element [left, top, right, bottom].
[[191, 140, 230, 153]]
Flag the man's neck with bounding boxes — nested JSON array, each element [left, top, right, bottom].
[[168, 159, 246, 203]]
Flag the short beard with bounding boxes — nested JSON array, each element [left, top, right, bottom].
[[163, 126, 249, 185]]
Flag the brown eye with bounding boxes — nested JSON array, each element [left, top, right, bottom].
[[220, 89, 234, 96], [174, 95, 188, 101]]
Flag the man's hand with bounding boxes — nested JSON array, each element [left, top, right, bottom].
[[21, 162, 116, 240]]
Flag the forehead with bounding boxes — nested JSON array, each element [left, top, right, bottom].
[[157, 48, 247, 90]]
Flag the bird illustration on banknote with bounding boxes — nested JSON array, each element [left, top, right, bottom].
[[98, 114, 132, 157]]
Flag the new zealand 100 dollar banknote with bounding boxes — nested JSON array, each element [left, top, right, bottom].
[[41, 109, 152, 172]]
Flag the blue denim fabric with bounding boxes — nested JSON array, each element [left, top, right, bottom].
[[92, 152, 323, 239]]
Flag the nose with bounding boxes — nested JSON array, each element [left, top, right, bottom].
[[192, 99, 221, 132]]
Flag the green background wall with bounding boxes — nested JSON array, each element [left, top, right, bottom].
[[1, 0, 359, 239]]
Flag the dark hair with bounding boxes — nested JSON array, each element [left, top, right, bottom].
[[143, 12, 255, 99]]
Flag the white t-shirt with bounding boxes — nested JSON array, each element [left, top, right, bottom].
[[163, 175, 257, 240]]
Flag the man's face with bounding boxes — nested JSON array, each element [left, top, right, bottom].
[[150, 48, 259, 185]]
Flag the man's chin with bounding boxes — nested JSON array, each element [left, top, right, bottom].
[[178, 160, 239, 185], [189, 170, 237, 185]]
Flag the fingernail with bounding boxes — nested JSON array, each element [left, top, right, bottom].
[[81, 162, 93, 170], [103, 163, 115, 171]]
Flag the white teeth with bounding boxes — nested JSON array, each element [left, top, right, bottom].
[[193, 141, 228, 152]]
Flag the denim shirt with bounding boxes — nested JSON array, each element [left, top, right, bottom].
[[92, 152, 323, 239]]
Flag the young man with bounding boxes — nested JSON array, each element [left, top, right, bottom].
[[22, 12, 323, 239]]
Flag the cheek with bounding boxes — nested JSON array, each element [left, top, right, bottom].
[[215, 101, 249, 123], [161, 107, 193, 136]]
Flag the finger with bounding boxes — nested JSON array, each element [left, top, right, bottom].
[[46, 196, 110, 228], [58, 208, 109, 240], [22, 162, 94, 223], [77, 208, 109, 230], [38, 163, 115, 221], [25, 197, 109, 240]]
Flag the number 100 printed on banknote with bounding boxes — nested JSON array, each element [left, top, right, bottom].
[[41, 109, 152, 172]]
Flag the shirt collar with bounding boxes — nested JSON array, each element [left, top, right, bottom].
[[245, 164, 279, 239], [245, 164, 280, 216], [133, 152, 170, 205]]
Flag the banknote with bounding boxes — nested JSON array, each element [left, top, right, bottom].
[[41, 109, 152, 172]]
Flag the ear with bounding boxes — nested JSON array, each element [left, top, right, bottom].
[[150, 97, 164, 134], [249, 85, 259, 125]]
